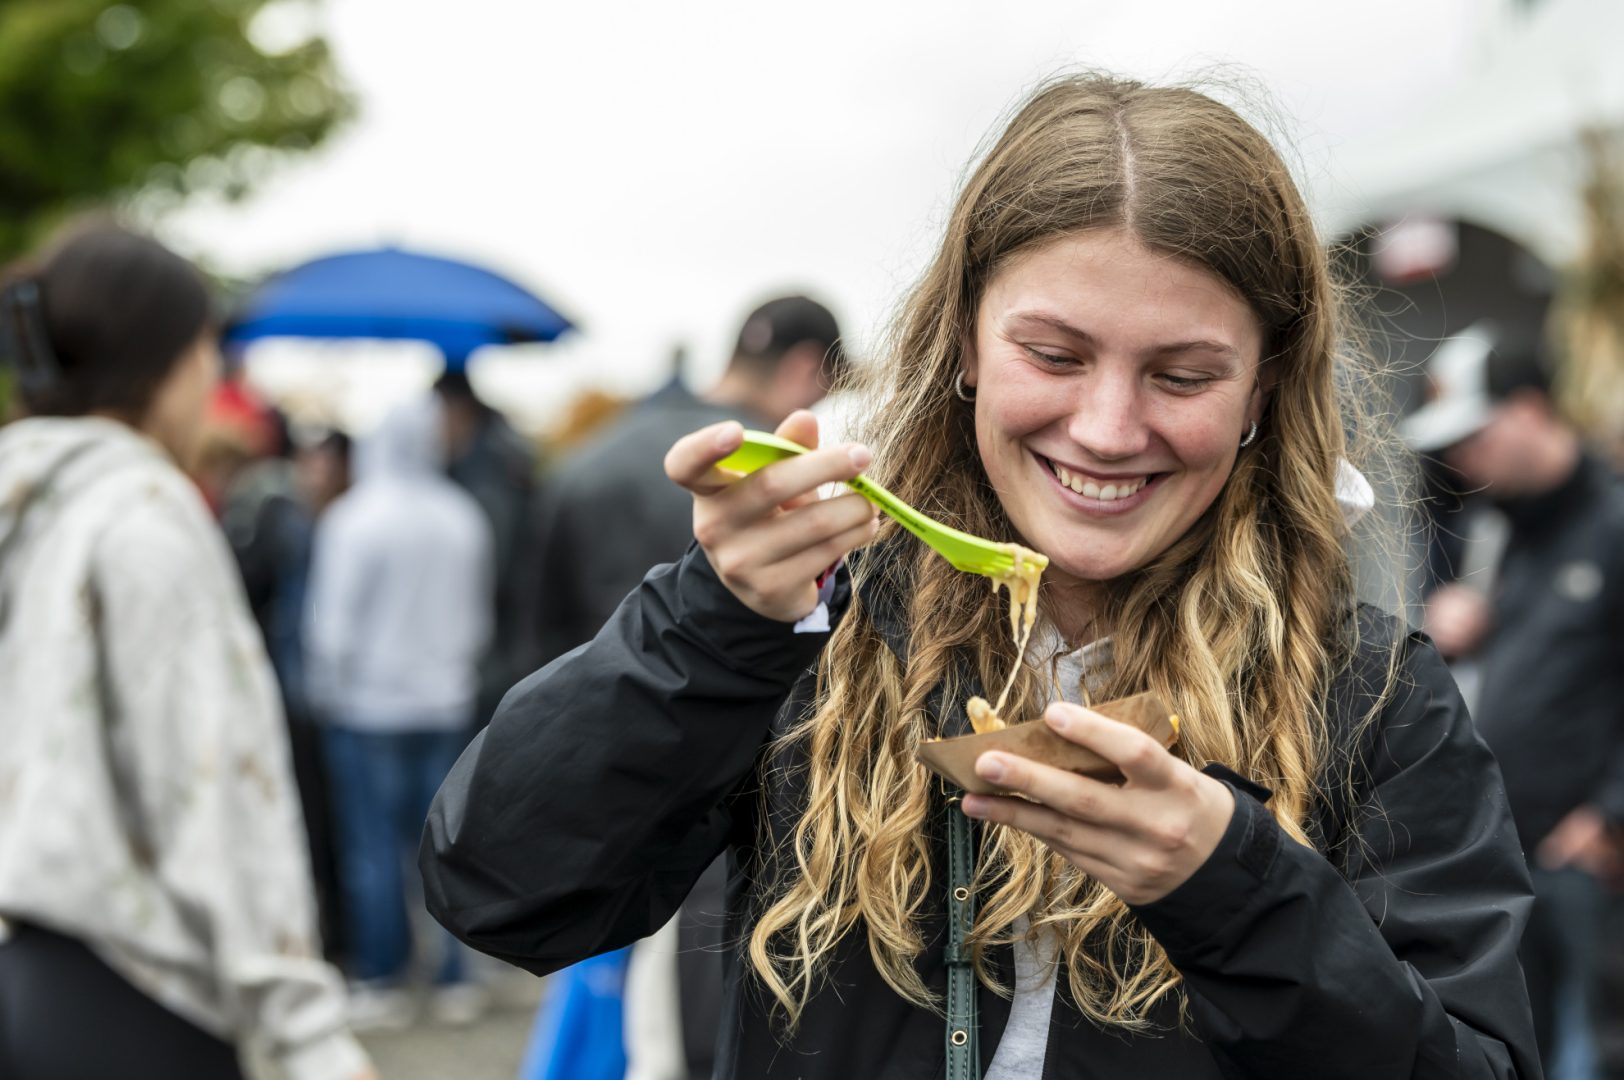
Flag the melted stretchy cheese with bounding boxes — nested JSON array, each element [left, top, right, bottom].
[[966, 696, 1000, 734], [966, 543, 1047, 734]]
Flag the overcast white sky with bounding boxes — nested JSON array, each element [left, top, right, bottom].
[[161, 0, 1505, 433]]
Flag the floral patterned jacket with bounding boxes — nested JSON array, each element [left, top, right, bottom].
[[0, 417, 366, 1080]]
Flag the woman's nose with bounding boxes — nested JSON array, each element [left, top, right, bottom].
[[1066, 371, 1150, 461]]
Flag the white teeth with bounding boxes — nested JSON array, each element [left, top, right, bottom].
[[1049, 458, 1148, 501]]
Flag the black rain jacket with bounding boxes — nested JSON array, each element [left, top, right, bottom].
[[421, 543, 1542, 1079]]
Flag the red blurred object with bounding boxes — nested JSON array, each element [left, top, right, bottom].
[[207, 376, 276, 458], [1371, 216, 1460, 284]]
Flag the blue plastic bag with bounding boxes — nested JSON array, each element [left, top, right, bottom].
[[518, 947, 631, 1080]]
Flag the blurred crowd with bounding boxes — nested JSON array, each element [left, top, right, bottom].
[[0, 219, 849, 1079], [193, 263, 848, 1051]]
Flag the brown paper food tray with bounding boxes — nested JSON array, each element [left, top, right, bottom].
[[915, 691, 1178, 794]]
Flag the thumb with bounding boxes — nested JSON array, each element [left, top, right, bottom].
[[774, 410, 826, 509], [776, 409, 820, 451]]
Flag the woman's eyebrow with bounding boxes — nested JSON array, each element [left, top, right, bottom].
[[1150, 340, 1242, 363], [1004, 310, 1242, 362], [1005, 310, 1091, 340]]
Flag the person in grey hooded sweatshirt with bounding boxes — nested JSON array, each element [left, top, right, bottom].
[[304, 393, 493, 1025]]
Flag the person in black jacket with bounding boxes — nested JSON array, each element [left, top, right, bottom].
[[422, 75, 1541, 1079], [1403, 323, 1624, 1074], [533, 296, 845, 667]]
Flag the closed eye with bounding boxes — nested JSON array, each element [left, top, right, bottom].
[[1158, 373, 1214, 392], [1022, 345, 1077, 368]]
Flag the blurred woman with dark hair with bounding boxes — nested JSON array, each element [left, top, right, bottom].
[[0, 224, 372, 1080]]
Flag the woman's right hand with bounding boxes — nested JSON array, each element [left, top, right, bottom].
[[664, 409, 880, 622]]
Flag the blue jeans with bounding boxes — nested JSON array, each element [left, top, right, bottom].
[[1524, 866, 1603, 1080], [323, 725, 470, 985]]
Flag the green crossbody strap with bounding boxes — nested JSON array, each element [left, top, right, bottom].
[[945, 795, 981, 1080]]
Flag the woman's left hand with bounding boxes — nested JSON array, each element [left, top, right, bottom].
[[963, 702, 1236, 905]]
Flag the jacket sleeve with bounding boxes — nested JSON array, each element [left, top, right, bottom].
[[1596, 542, 1624, 825], [1132, 627, 1541, 1079], [420, 543, 834, 975], [1593, 740, 1624, 827], [97, 496, 368, 1080]]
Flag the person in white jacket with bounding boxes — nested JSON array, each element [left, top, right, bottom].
[[0, 224, 373, 1079], [304, 393, 493, 1024]]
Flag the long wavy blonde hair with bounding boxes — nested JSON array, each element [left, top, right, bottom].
[[747, 74, 1399, 1030]]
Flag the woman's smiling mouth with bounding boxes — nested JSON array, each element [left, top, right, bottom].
[[1036, 453, 1167, 513]]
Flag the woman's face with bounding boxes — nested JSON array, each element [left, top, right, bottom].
[[965, 228, 1266, 593], [145, 332, 222, 468]]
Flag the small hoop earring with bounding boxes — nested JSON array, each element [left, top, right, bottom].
[[954, 371, 976, 402], [1239, 419, 1259, 448]]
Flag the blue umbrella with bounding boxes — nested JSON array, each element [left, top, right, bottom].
[[226, 247, 574, 369]]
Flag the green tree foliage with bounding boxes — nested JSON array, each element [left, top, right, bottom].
[[0, 0, 353, 260]]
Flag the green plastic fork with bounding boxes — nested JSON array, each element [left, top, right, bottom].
[[716, 430, 1047, 580]]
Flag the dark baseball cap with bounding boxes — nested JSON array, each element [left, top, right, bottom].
[[733, 294, 845, 375], [1400, 321, 1551, 452]]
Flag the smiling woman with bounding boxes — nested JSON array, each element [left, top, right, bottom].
[[423, 73, 1541, 1080]]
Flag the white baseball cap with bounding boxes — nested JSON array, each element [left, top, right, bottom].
[[1399, 322, 1549, 453]]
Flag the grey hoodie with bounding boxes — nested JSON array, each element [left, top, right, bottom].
[[304, 396, 494, 730]]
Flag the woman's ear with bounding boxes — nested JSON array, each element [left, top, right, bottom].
[[1248, 357, 1279, 425], [961, 331, 980, 391]]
